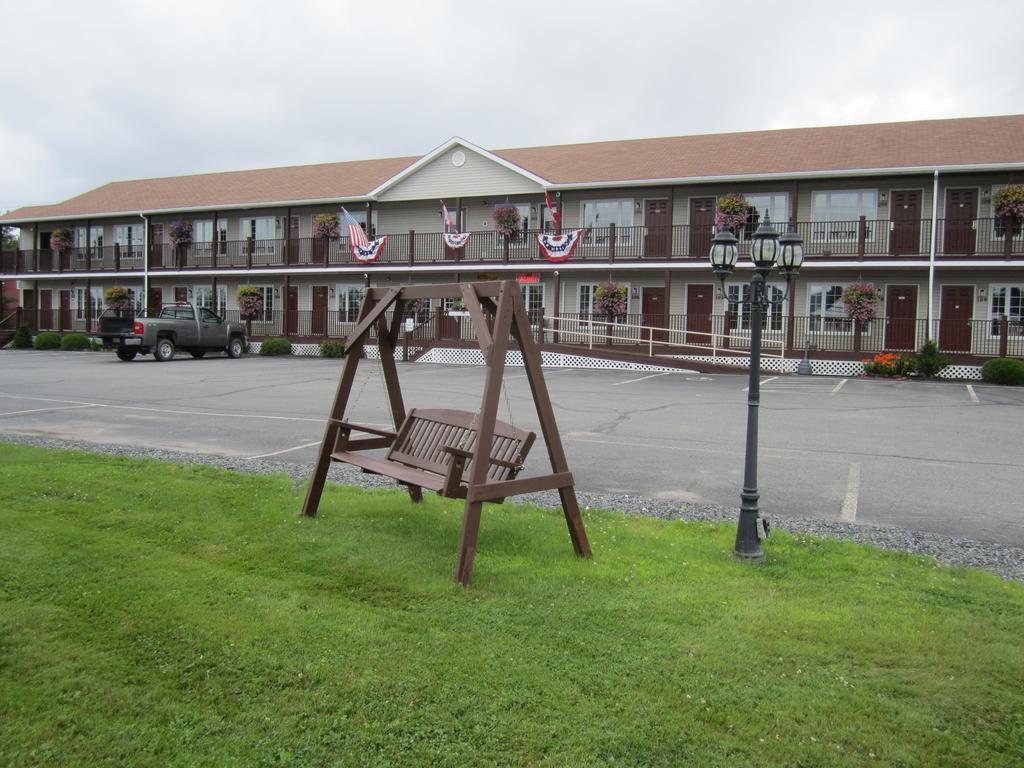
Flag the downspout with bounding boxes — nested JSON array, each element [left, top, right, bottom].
[[139, 213, 149, 310], [927, 170, 939, 339]]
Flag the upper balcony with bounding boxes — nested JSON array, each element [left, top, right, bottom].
[[3, 216, 1022, 275]]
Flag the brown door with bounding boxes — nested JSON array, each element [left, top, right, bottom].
[[689, 198, 715, 258], [38, 231, 53, 272], [285, 286, 299, 335], [39, 289, 52, 329], [22, 289, 36, 331], [943, 189, 977, 255], [884, 286, 917, 350], [174, 286, 188, 304], [939, 285, 973, 352], [287, 215, 300, 265], [59, 290, 72, 331], [148, 287, 162, 315], [890, 190, 921, 255], [644, 200, 669, 257], [312, 285, 328, 336], [641, 287, 667, 342], [686, 284, 714, 345]]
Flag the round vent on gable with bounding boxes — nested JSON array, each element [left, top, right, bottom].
[[451, 150, 466, 167]]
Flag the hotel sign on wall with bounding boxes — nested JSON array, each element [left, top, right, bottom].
[[475, 272, 540, 283]]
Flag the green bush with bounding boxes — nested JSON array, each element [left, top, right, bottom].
[[33, 331, 62, 350], [981, 357, 1024, 386], [11, 324, 32, 349], [320, 341, 345, 358], [914, 339, 950, 379], [259, 337, 292, 356], [59, 333, 90, 351]]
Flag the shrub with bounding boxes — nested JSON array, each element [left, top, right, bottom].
[[33, 331, 62, 350], [259, 337, 292, 356], [320, 341, 346, 358], [863, 352, 914, 377], [59, 333, 90, 351], [11, 323, 32, 349], [981, 358, 1024, 386], [914, 339, 951, 379]]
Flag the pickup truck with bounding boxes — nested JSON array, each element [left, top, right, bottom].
[[95, 303, 247, 362]]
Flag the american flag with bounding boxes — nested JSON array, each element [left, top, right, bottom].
[[544, 190, 561, 226], [341, 207, 369, 248], [440, 200, 453, 231]]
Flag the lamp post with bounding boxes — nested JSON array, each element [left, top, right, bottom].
[[709, 214, 804, 560]]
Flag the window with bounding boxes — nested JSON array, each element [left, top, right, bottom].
[[336, 284, 365, 323], [74, 226, 103, 254], [520, 283, 543, 315], [577, 283, 598, 318], [580, 200, 634, 245], [807, 284, 852, 333], [743, 193, 789, 237], [255, 286, 275, 321], [725, 283, 784, 332], [125, 288, 144, 313], [810, 190, 878, 241], [194, 219, 227, 255], [76, 287, 103, 320], [990, 285, 1024, 336], [195, 285, 227, 315], [114, 224, 145, 255]]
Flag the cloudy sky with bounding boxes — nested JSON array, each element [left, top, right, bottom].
[[2, 0, 1022, 213]]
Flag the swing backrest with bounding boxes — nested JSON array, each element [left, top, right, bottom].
[[387, 408, 535, 483]]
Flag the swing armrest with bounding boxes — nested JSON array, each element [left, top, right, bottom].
[[444, 446, 519, 470], [328, 419, 397, 438], [441, 446, 472, 497], [443, 446, 473, 460]]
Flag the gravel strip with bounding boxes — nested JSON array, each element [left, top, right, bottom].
[[4, 432, 1023, 582]]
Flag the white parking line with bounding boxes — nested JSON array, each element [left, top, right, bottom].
[[840, 462, 861, 522], [743, 376, 778, 392], [612, 372, 676, 386], [0, 404, 99, 418], [246, 441, 323, 460], [966, 384, 979, 403], [830, 378, 849, 395]]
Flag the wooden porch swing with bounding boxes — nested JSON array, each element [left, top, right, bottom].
[[301, 280, 592, 585]]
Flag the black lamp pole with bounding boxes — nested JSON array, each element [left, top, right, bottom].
[[709, 214, 804, 560]]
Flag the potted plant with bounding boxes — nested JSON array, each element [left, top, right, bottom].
[[104, 287, 132, 314], [312, 213, 341, 239], [841, 282, 882, 324], [448, 299, 469, 317], [50, 228, 74, 254], [167, 220, 193, 247], [594, 282, 628, 319], [715, 193, 751, 234], [493, 205, 522, 237], [992, 184, 1024, 238]]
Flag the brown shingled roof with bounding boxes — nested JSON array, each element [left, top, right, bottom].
[[4, 115, 1023, 222], [495, 115, 1024, 184]]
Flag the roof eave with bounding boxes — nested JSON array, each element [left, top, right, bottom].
[[544, 162, 1024, 190]]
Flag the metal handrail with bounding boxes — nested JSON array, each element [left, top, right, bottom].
[[544, 314, 785, 360]]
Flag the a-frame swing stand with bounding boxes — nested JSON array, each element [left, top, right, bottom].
[[301, 280, 592, 585]]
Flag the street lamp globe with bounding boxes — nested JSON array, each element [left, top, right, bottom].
[[748, 211, 779, 270], [777, 222, 805, 275], [709, 229, 739, 275]]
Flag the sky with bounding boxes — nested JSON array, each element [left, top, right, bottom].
[[2, 0, 1023, 214]]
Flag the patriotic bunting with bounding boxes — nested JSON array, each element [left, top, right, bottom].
[[351, 236, 388, 263], [443, 232, 471, 250], [536, 229, 584, 262]]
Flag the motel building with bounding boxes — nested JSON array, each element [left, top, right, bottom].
[[1, 114, 1023, 375]]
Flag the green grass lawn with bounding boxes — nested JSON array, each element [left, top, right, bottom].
[[1, 444, 1022, 767]]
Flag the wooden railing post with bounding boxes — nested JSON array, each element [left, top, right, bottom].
[[502, 235, 510, 264], [114, 243, 121, 271], [853, 318, 863, 353], [999, 314, 1009, 357], [1004, 217, 1014, 259], [247, 238, 254, 269], [409, 229, 415, 264], [435, 306, 443, 341], [608, 223, 616, 262], [857, 216, 867, 259]]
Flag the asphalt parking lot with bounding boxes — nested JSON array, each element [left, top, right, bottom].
[[2, 349, 1023, 546]]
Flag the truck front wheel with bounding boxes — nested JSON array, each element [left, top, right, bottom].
[[227, 337, 245, 359], [116, 348, 138, 361], [154, 338, 175, 362]]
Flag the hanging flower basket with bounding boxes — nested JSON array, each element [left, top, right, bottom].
[[841, 282, 882, 323], [50, 228, 74, 254], [992, 185, 1024, 221], [104, 286, 131, 310], [594, 282, 628, 318], [237, 285, 263, 320], [493, 205, 521, 237], [312, 213, 341, 240], [714, 193, 751, 233], [168, 220, 193, 247]]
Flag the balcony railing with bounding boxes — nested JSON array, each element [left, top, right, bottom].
[[4, 216, 1024, 275]]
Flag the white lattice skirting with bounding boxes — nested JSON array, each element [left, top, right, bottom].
[[245, 342, 983, 379]]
